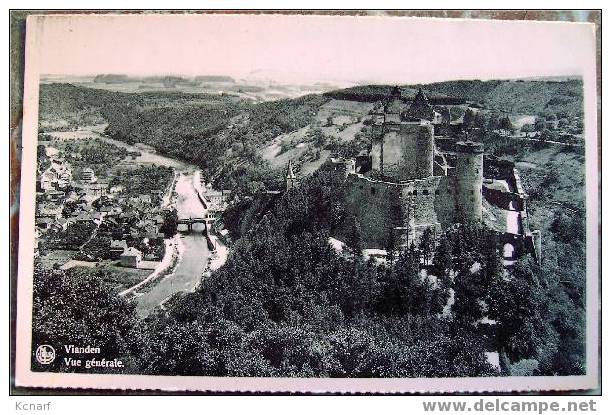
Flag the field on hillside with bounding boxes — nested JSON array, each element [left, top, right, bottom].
[[259, 99, 373, 175]]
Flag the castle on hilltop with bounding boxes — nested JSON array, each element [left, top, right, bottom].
[[299, 86, 541, 263]]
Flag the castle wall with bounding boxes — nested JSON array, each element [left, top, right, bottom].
[[345, 174, 457, 248], [370, 122, 434, 181], [344, 174, 400, 249], [399, 176, 449, 246], [433, 176, 457, 230], [482, 186, 526, 211]]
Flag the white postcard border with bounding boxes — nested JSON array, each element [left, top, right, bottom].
[[14, 13, 600, 393]]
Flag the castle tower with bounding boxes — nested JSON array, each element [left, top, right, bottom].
[[370, 87, 435, 181], [285, 160, 297, 190], [454, 140, 484, 222], [371, 121, 434, 181], [399, 122, 434, 180], [384, 86, 403, 124]]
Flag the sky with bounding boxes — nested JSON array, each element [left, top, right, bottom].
[[32, 13, 596, 85]]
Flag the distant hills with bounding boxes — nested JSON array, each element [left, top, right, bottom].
[[88, 74, 236, 85], [194, 75, 235, 83], [328, 78, 583, 116], [93, 74, 130, 84]]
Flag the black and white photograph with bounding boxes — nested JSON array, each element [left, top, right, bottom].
[[12, 11, 600, 394]]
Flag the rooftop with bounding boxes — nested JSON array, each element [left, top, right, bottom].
[[455, 140, 484, 154], [122, 247, 142, 257]]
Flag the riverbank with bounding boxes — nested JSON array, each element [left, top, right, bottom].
[[44, 124, 214, 317], [135, 173, 210, 317], [118, 235, 181, 298]]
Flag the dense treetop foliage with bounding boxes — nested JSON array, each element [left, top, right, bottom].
[[32, 169, 586, 377]]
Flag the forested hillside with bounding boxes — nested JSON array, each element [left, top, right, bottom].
[[33, 170, 584, 376], [416, 78, 583, 116], [38, 83, 329, 196], [328, 78, 583, 116]]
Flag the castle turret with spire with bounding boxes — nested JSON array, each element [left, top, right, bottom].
[[285, 160, 297, 190]]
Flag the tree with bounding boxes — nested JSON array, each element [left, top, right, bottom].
[[488, 258, 548, 362], [545, 113, 558, 122], [418, 228, 435, 266], [380, 247, 421, 316], [521, 123, 535, 133], [480, 231, 503, 300], [498, 116, 514, 132], [487, 113, 500, 131], [534, 117, 547, 132], [161, 208, 178, 238], [81, 235, 113, 260], [558, 118, 570, 128], [473, 112, 488, 130], [385, 229, 397, 265], [345, 215, 364, 257], [309, 128, 327, 148], [32, 263, 138, 373], [540, 128, 557, 142], [462, 108, 475, 129], [431, 234, 452, 286], [452, 266, 486, 325]]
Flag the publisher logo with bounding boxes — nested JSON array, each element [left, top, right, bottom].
[[35, 345, 56, 365]]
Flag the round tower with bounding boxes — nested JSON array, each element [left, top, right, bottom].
[[454, 140, 484, 222], [397, 122, 434, 180]]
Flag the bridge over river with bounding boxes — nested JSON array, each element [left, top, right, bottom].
[[177, 217, 209, 234], [46, 125, 215, 318], [135, 171, 212, 317]]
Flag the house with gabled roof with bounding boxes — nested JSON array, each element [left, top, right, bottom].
[[120, 247, 142, 268], [110, 239, 128, 259]]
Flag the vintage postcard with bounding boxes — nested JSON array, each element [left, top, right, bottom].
[[14, 13, 599, 393]]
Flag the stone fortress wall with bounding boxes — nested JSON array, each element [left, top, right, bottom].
[[370, 122, 435, 181], [344, 165, 476, 249], [454, 140, 484, 222], [320, 86, 539, 262]]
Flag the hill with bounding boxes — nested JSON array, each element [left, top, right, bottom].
[[325, 85, 465, 105], [328, 78, 583, 116], [415, 79, 584, 116], [93, 74, 130, 84], [194, 75, 235, 83]]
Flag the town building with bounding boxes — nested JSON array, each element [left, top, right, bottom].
[[80, 168, 97, 183], [204, 188, 231, 211], [120, 247, 142, 268], [110, 240, 128, 259], [38, 160, 73, 192]]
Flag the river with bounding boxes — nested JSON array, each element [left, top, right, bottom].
[[135, 173, 210, 317], [46, 125, 210, 317]]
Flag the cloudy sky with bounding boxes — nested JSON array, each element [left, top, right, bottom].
[[32, 13, 595, 84]]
